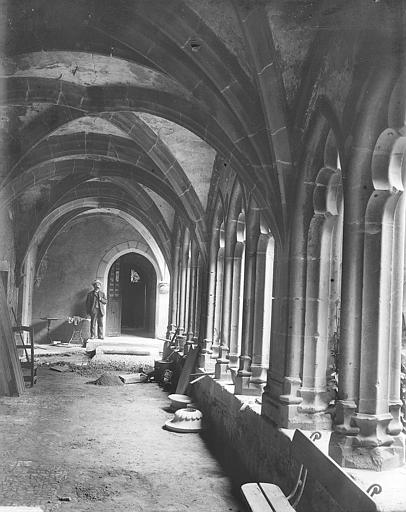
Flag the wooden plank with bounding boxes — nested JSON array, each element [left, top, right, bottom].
[[0, 278, 24, 396], [292, 430, 377, 512], [175, 347, 200, 395], [259, 483, 295, 512], [241, 483, 273, 511]]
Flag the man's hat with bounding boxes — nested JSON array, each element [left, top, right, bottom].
[[92, 279, 102, 285]]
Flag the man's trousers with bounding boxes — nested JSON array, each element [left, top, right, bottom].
[[90, 310, 104, 339]]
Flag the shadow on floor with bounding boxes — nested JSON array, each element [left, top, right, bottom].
[[199, 428, 251, 511]]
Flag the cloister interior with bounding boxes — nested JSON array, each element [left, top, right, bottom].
[[1, 1, 406, 511]]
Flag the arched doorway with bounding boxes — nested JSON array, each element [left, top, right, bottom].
[[106, 253, 157, 337]]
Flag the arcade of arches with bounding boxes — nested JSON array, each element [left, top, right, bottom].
[[1, 1, 406, 510]]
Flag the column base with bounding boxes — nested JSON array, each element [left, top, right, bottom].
[[215, 359, 234, 384], [333, 400, 360, 435], [228, 353, 239, 369], [276, 402, 332, 430], [251, 364, 268, 383], [288, 387, 333, 430], [352, 412, 395, 447], [210, 342, 220, 359], [279, 376, 302, 404], [234, 373, 262, 395], [247, 379, 266, 396], [198, 338, 213, 369], [166, 324, 177, 339], [298, 387, 332, 413], [388, 401, 403, 436], [329, 431, 405, 471], [261, 375, 300, 426], [177, 334, 186, 353], [249, 365, 267, 395], [184, 341, 193, 355], [261, 388, 284, 425]]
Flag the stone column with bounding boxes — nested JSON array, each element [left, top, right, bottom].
[[334, 62, 398, 436], [298, 169, 342, 429], [167, 229, 181, 338], [350, 191, 400, 466], [250, 233, 273, 394], [202, 232, 220, 369], [298, 216, 334, 428], [228, 242, 245, 371], [235, 209, 260, 395], [388, 193, 405, 435], [330, 128, 406, 470], [264, 172, 314, 425], [334, 171, 366, 433], [185, 240, 199, 353], [215, 219, 237, 382], [178, 229, 190, 335], [174, 258, 181, 344], [211, 246, 224, 360], [21, 246, 37, 329], [261, 242, 291, 423], [183, 242, 192, 346], [193, 253, 202, 342]]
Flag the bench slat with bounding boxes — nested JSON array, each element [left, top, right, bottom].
[[292, 430, 378, 512], [259, 483, 295, 512], [241, 483, 274, 511]]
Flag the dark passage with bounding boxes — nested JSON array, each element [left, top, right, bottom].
[[107, 253, 156, 337]]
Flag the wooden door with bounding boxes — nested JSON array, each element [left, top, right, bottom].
[[106, 260, 121, 336]]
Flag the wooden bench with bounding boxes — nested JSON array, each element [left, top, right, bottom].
[[242, 429, 380, 512]]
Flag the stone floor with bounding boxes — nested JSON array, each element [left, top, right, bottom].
[[0, 343, 246, 512]]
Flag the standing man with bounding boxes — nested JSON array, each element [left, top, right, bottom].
[[86, 279, 107, 339]]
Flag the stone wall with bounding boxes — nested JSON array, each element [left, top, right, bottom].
[[192, 376, 344, 512], [32, 215, 148, 343]]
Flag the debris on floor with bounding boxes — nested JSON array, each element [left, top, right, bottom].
[[118, 373, 145, 384], [75, 481, 118, 502], [57, 496, 72, 502], [49, 365, 72, 373], [0, 363, 243, 511], [88, 372, 124, 386], [168, 393, 192, 411], [165, 405, 203, 433]]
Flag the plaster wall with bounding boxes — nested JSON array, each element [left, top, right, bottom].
[[32, 215, 157, 343], [137, 113, 216, 212], [188, 0, 252, 78], [193, 376, 344, 512]]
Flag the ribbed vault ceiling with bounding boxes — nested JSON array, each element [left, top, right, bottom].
[[0, 0, 296, 271]]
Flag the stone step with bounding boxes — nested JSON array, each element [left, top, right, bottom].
[[94, 345, 152, 356]]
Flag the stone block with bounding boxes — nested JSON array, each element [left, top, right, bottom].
[[329, 432, 405, 471], [118, 373, 143, 384]]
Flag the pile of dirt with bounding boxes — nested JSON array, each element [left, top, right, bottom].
[[75, 482, 117, 501], [89, 372, 124, 386]]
